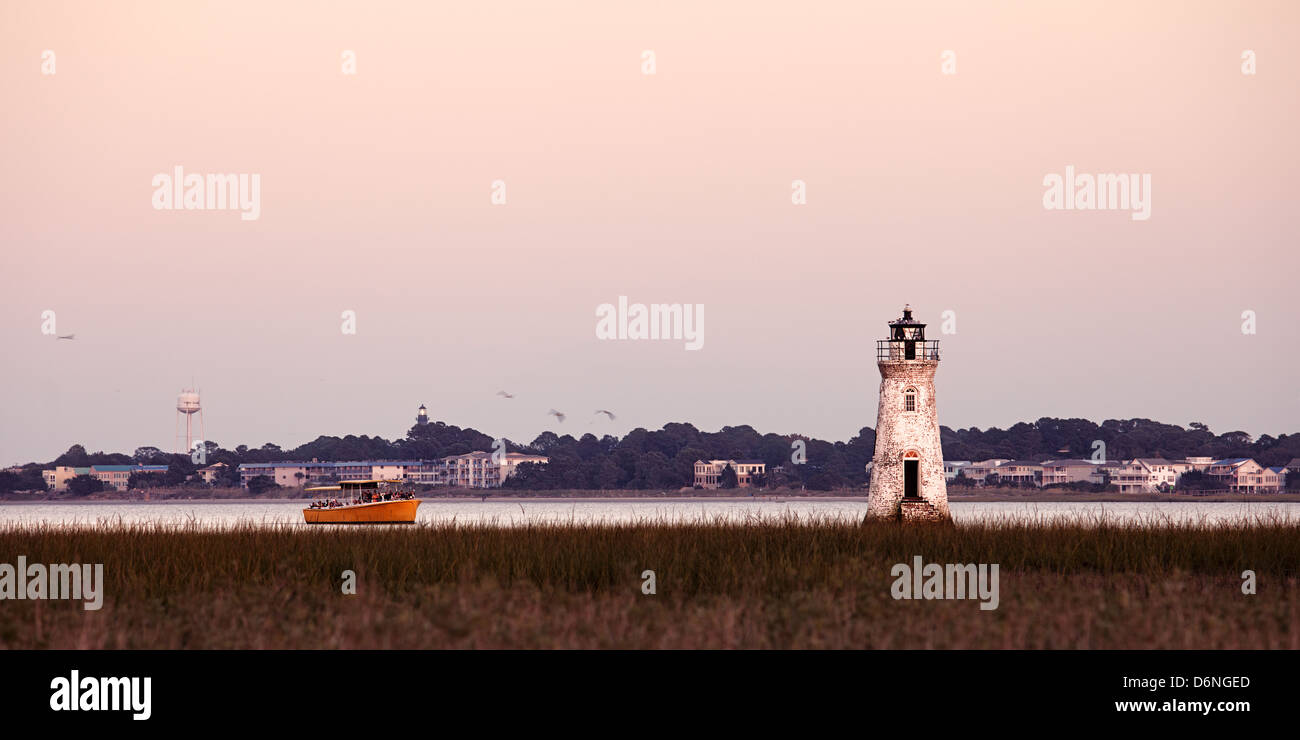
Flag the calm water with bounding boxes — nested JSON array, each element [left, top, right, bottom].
[[0, 499, 1296, 528]]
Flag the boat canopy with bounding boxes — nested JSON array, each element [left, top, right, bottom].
[[305, 479, 402, 492]]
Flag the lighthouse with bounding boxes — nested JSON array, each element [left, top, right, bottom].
[[416, 404, 429, 425], [865, 305, 951, 523]]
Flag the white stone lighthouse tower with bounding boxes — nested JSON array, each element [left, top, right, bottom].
[[866, 305, 950, 522]]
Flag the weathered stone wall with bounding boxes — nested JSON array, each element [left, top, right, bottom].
[[900, 498, 945, 523], [865, 359, 950, 521]]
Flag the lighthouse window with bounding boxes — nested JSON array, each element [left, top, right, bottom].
[[904, 388, 917, 412]]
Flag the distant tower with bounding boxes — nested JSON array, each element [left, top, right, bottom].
[[866, 306, 950, 522], [416, 404, 428, 425], [175, 388, 204, 455]]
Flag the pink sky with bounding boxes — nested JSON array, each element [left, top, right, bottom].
[[2, 1, 1297, 464]]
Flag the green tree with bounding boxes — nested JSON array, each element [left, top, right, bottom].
[[216, 464, 242, 487], [0, 469, 46, 493], [54, 444, 91, 467], [247, 475, 278, 494], [1176, 470, 1216, 491], [66, 475, 106, 496], [127, 471, 166, 489], [133, 446, 166, 463]]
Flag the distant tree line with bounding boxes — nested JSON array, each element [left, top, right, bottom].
[[3, 417, 1297, 493]]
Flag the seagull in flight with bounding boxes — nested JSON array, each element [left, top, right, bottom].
[[547, 409, 566, 423], [57, 334, 75, 340], [497, 391, 515, 399], [594, 409, 616, 421]]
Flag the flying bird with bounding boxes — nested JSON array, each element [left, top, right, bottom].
[[547, 409, 566, 423], [497, 391, 515, 399], [594, 409, 616, 421], [57, 334, 75, 340]]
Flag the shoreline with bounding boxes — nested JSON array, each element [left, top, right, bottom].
[[5, 492, 1300, 505]]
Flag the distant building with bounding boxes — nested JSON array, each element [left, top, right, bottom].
[[238, 460, 425, 488], [1206, 458, 1280, 493], [240, 463, 308, 488], [442, 451, 498, 488], [439, 451, 550, 489], [1103, 461, 1155, 493], [694, 459, 766, 489], [236, 454, 549, 490], [1266, 467, 1288, 489], [1284, 459, 1300, 484], [1128, 458, 1181, 492], [404, 461, 446, 486], [943, 461, 971, 481], [92, 465, 169, 491], [42, 466, 90, 491], [963, 459, 1010, 486], [1039, 459, 1100, 487], [996, 461, 1042, 487], [198, 462, 229, 484], [93, 465, 169, 491], [498, 452, 549, 485], [41, 464, 169, 492]]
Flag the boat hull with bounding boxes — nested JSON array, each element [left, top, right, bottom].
[[303, 499, 420, 524]]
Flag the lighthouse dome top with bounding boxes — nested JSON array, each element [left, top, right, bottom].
[[888, 304, 926, 331], [877, 305, 939, 362]]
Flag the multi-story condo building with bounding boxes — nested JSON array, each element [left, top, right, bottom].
[[42, 464, 169, 491], [498, 453, 549, 485], [237, 454, 548, 490], [91, 465, 170, 491], [42, 466, 89, 491], [238, 460, 426, 487], [404, 461, 447, 486], [442, 451, 499, 488]]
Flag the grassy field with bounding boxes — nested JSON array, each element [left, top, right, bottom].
[[2, 515, 1297, 649]]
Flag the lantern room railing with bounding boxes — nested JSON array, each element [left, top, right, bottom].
[[876, 340, 941, 362]]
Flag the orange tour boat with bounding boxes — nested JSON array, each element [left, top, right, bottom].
[[303, 480, 420, 524]]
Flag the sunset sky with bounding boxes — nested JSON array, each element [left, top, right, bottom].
[[2, 1, 1297, 466]]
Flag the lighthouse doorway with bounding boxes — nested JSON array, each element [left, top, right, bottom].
[[904, 459, 919, 498]]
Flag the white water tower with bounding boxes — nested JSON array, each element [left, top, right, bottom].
[[175, 388, 205, 455]]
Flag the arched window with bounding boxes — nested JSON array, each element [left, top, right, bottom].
[[903, 387, 917, 412]]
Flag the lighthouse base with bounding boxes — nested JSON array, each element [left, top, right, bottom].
[[900, 498, 949, 524], [864, 497, 952, 525]]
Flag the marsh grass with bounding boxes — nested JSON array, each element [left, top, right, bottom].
[[2, 513, 1296, 649]]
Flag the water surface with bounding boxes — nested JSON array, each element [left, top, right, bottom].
[[1, 499, 1295, 528]]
